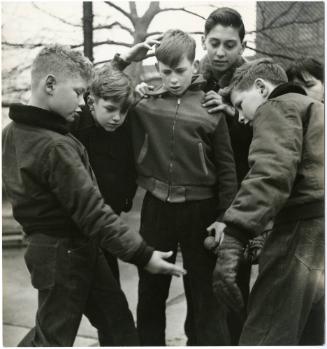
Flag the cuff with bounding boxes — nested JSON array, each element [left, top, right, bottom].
[[112, 53, 130, 71], [129, 240, 154, 267], [224, 223, 252, 246]]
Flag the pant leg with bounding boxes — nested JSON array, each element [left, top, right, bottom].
[[178, 199, 233, 345], [84, 249, 138, 346], [240, 217, 324, 345], [101, 249, 120, 285], [136, 193, 178, 346], [18, 234, 96, 347]]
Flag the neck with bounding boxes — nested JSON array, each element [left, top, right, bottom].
[[28, 93, 50, 111]]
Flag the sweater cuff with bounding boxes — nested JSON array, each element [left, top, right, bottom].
[[224, 223, 252, 246], [129, 241, 154, 267], [111, 53, 130, 71]]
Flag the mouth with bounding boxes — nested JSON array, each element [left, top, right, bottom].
[[213, 61, 228, 65], [170, 86, 181, 91]]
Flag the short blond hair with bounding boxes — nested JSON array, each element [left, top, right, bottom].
[[31, 44, 93, 86]]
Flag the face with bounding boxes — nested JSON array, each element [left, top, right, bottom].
[[157, 55, 196, 96], [292, 72, 324, 102], [91, 98, 127, 132], [202, 24, 244, 75], [231, 85, 266, 125], [48, 75, 87, 122]]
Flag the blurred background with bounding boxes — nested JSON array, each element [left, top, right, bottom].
[[2, 1, 324, 346]]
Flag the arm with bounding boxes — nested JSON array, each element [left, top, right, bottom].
[[223, 100, 303, 242]]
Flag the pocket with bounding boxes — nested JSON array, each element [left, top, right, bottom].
[[24, 243, 57, 290], [294, 219, 324, 271], [198, 142, 208, 176], [137, 134, 149, 164]]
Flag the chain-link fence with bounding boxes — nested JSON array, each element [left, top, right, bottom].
[[253, 1, 324, 69]]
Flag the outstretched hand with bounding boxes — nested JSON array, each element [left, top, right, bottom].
[[144, 250, 186, 277], [121, 35, 163, 63], [135, 82, 154, 98]]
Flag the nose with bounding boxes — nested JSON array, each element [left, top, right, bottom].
[[215, 45, 226, 58], [78, 94, 85, 107], [238, 111, 246, 124], [170, 74, 178, 85], [112, 113, 121, 122]]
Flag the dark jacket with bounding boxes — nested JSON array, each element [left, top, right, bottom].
[[223, 84, 324, 243], [71, 106, 137, 214], [2, 103, 152, 266], [200, 54, 253, 185], [130, 75, 237, 218]]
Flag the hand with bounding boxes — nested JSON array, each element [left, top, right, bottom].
[[244, 230, 271, 264], [121, 36, 162, 63], [202, 90, 235, 117], [135, 82, 154, 98], [144, 250, 186, 277], [212, 234, 245, 312], [204, 221, 226, 252]]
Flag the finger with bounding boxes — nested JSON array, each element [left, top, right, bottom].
[[208, 104, 228, 114], [148, 85, 154, 90], [163, 261, 187, 276], [203, 99, 221, 108], [202, 94, 221, 103], [160, 250, 173, 259]]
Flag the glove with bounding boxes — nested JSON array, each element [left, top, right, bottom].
[[244, 230, 271, 264], [212, 234, 245, 312]]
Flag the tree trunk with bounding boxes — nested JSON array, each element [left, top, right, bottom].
[[83, 2, 93, 62]]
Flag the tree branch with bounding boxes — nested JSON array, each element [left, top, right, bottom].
[[245, 45, 295, 61], [158, 7, 205, 20], [92, 40, 132, 48], [31, 2, 82, 27], [2, 42, 44, 48], [94, 21, 133, 36], [104, 1, 134, 25], [146, 30, 203, 38], [266, 2, 298, 29], [129, 2, 138, 18]]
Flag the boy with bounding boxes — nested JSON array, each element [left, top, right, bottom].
[[130, 30, 238, 345], [213, 59, 324, 345], [71, 64, 136, 283], [2, 44, 185, 346]]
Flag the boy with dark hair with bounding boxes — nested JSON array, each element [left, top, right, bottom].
[[286, 57, 324, 102], [130, 29, 238, 346], [71, 64, 136, 283], [2, 44, 185, 346], [213, 59, 324, 345]]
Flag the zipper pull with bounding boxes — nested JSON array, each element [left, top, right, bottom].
[[177, 98, 181, 105]]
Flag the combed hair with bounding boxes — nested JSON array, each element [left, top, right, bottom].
[[31, 44, 93, 86], [155, 29, 196, 68], [286, 57, 324, 83], [221, 58, 288, 100], [90, 64, 135, 113], [205, 7, 245, 42]]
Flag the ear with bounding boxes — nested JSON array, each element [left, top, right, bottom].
[[254, 78, 270, 98], [193, 60, 200, 74], [240, 40, 246, 55], [201, 35, 207, 51], [45, 75, 56, 95], [87, 94, 95, 111]]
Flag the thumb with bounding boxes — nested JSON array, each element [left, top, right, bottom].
[[159, 250, 173, 259]]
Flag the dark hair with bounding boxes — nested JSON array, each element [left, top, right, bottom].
[[90, 64, 134, 113], [286, 58, 324, 83], [221, 58, 288, 99], [205, 7, 245, 42], [155, 29, 196, 68]]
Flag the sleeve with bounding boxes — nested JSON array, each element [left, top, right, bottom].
[[223, 101, 303, 243], [42, 140, 153, 266], [111, 53, 130, 71], [212, 114, 238, 220]]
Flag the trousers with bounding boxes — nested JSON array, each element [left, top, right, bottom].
[[18, 233, 138, 346]]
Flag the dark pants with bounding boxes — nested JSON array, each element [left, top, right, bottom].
[[137, 192, 251, 346], [240, 217, 324, 345], [18, 234, 138, 347]]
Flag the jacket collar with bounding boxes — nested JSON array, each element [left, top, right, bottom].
[[268, 83, 306, 99], [9, 103, 70, 135], [146, 74, 206, 97], [200, 54, 246, 90]]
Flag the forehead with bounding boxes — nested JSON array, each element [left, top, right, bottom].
[[96, 97, 122, 108], [62, 74, 88, 89], [230, 88, 249, 104], [206, 24, 241, 42], [158, 54, 193, 70]]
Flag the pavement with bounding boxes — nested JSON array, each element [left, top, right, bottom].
[[2, 188, 258, 346]]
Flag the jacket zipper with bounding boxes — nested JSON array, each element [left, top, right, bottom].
[[167, 98, 181, 202]]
